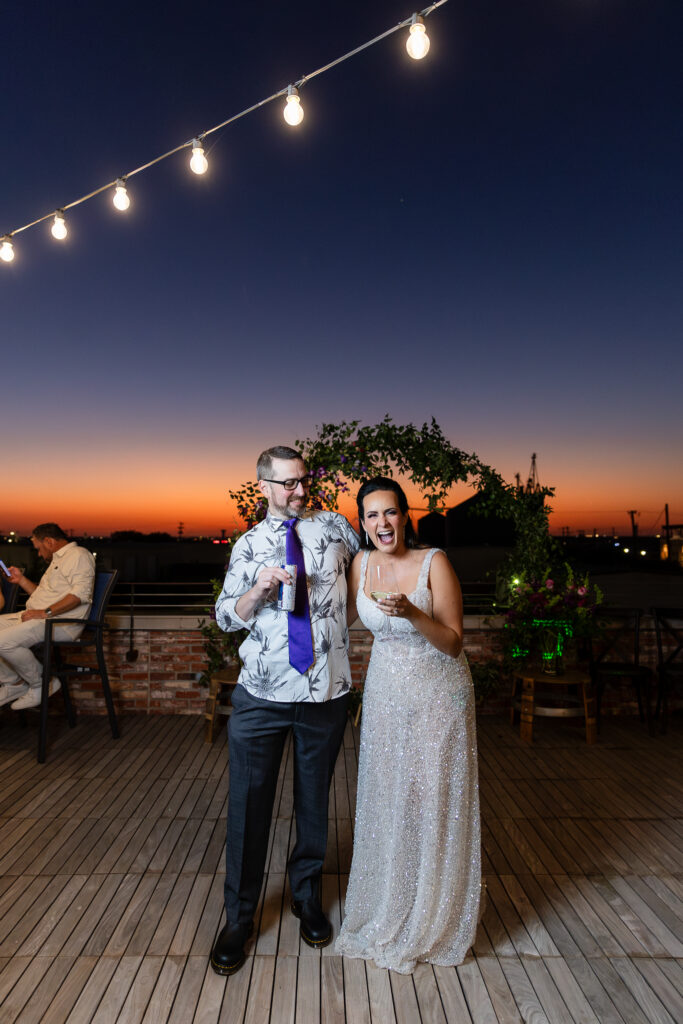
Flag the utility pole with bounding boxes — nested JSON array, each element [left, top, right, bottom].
[[627, 510, 638, 538], [664, 503, 671, 542]]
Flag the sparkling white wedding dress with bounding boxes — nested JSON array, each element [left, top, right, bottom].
[[335, 549, 481, 974]]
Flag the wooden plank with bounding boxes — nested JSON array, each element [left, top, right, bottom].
[[112, 954, 164, 1023], [147, 874, 196, 956], [59, 874, 127, 957], [498, 875, 561, 956], [563, 875, 649, 958], [168, 874, 213, 956], [432, 965, 472, 1024], [15, 875, 88, 957], [139, 954, 186, 1024], [86, 954, 144, 1024], [389, 973, 421, 1024], [413, 964, 447, 1024], [321, 955, 345, 1023], [189, 873, 225, 957], [535, 875, 614, 958], [631, 959, 683, 1024], [165, 955, 207, 1024], [607, 877, 683, 957], [582, 958, 651, 1024], [0, 875, 72, 957], [542, 956, 601, 1024], [608, 957, 677, 1024], [103, 873, 163, 956], [655, 960, 683, 1000], [475, 957, 524, 1024], [296, 957, 320, 1024], [81, 874, 145, 957], [244, 956, 276, 1024], [38, 955, 102, 1024], [271, 955, 297, 1024], [484, 874, 539, 957], [562, 955, 629, 1024], [456, 960, 498, 1024]]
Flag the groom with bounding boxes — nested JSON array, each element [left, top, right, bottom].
[[210, 445, 359, 975]]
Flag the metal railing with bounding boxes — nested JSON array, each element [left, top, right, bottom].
[[107, 579, 497, 617]]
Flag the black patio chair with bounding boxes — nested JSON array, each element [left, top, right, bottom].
[[651, 607, 683, 733], [35, 568, 120, 763], [589, 607, 653, 734], [1, 574, 20, 614]]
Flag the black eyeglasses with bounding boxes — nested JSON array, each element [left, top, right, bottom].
[[261, 475, 311, 491]]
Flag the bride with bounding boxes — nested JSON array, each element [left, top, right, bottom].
[[335, 477, 481, 974]]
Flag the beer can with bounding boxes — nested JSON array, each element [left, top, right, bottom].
[[278, 564, 297, 611]]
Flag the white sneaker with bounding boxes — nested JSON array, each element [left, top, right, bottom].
[[0, 682, 29, 706], [11, 678, 61, 710]]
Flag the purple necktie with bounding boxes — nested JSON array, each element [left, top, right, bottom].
[[284, 518, 314, 674]]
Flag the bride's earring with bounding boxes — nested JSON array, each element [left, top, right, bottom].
[[365, 530, 369, 546]]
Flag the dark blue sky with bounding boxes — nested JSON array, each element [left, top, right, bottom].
[[2, 1, 681, 535]]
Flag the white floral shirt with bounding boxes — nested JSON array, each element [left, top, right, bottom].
[[216, 510, 360, 702]]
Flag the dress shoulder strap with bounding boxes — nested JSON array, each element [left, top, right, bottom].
[[358, 550, 370, 597], [417, 548, 440, 590]]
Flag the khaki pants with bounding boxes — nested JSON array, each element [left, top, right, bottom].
[[0, 613, 84, 687]]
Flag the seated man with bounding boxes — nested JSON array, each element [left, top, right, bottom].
[[0, 523, 95, 710]]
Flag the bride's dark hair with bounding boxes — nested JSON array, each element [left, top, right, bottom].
[[357, 476, 421, 550]]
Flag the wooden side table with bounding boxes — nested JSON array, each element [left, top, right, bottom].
[[510, 667, 596, 744], [205, 666, 240, 743]]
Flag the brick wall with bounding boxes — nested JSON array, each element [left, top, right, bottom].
[[55, 615, 674, 719]]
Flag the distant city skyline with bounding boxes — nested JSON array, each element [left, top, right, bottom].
[[2, 2, 681, 539]]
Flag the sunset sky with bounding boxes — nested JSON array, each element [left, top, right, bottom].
[[2, 1, 681, 538]]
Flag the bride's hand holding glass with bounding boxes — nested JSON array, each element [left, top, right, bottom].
[[369, 563, 399, 605]]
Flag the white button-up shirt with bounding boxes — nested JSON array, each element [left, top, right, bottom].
[[216, 510, 359, 702], [27, 541, 95, 618]]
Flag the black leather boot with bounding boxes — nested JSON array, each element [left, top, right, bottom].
[[210, 920, 253, 975], [291, 898, 332, 948]]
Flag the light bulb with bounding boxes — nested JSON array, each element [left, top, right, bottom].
[[0, 237, 14, 262], [406, 14, 430, 60], [190, 138, 208, 175], [51, 211, 67, 240], [113, 179, 130, 211], [283, 85, 304, 126]]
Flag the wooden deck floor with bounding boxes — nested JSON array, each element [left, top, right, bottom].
[[0, 710, 681, 1023]]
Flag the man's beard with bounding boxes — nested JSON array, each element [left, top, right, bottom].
[[269, 493, 308, 519]]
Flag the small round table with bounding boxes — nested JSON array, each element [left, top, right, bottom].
[[510, 666, 596, 744]]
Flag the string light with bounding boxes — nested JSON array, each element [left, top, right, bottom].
[[283, 85, 304, 126], [113, 179, 130, 211], [0, 236, 14, 262], [406, 14, 430, 59], [51, 211, 67, 240], [1, 1, 449, 265], [190, 138, 208, 174]]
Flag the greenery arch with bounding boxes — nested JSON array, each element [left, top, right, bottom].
[[229, 416, 556, 580]]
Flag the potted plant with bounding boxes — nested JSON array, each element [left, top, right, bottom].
[[502, 565, 603, 674]]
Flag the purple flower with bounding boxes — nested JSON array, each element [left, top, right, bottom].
[[546, 579, 554, 589], [577, 585, 587, 596]]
